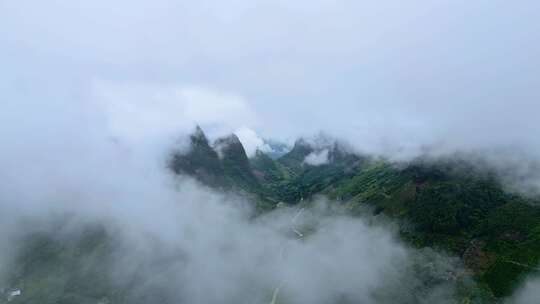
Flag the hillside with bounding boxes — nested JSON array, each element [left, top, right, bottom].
[[171, 128, 540, 299], [323, 160, 540, 298], [2, 127, 539, 303]]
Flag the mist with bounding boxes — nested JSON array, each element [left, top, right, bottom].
[[2, 0, 539, 150], [3, 0, 540, 195], [508, 276, 540, 304], [1, 0, 540, 302], [0, 96, 479, 304]]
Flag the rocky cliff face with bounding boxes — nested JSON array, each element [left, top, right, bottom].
[[170, 127, 262, 193], [169, 126, 227, 188]]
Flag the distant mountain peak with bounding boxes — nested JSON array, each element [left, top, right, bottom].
[[194, 124, 204, 135], [293, 137, 311, 148], [169, 126, 226, 187], [254, 148, 267, 158], [259, 139, 290, 159], [170, 127, 262, 192], [214, 133, 245, 159], [215, 133, 242, 146], [190, 124, 210, 146]]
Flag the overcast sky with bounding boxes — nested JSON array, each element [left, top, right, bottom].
[[1, 0, 539, 157]]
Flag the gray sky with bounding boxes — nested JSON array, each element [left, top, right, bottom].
[[2, 0, 539, 158]]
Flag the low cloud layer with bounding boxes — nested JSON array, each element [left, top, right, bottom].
[[1, 81, 536, 303], [0, 96, 475, 304], [304, 149, 330, 166], [508, 276, 540, 304]]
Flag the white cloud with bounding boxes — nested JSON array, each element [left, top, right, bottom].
[[92, 82, 261, 142], [0, 93, 469, 304], [509, 276, 540, 304], [234, 126, 272, 157], [304, 149, 329, 166]]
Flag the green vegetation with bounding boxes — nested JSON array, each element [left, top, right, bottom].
[[169, 126, 228, 188], [287, 157, 540, 299], [215, 134, 261, 193], [5, 128, 540, 302], [171, 127, 540, 298], [243, 134, 540, 299]]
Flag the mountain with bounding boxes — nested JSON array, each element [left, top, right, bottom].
[[254, 139, 368, 203], [321, 159, 540, 298], [169, 126, 227, 188], [250, 149, 283, 183], [5, 126, 540, 303], [214, 133, 261, 193], [170, 128, 540, 299], [262, 139, 290, 159], [276, 138, 314, 174], [170, 126, 262, 192], [169, 128, 370, 204]]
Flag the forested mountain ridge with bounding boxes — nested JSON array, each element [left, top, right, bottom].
[[171, 127, 540, 299], [3, 126, 539, 303]]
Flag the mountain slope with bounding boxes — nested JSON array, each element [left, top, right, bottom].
[[322, 160, 540, 298], [5, 127, 539, 303], [224, 133, 540, 298], [215, 134, 262, 193], [169, 126, 227, 188]]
